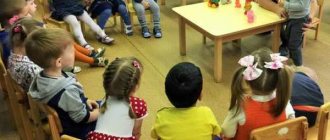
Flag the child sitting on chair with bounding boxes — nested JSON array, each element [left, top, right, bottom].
[[86, 0, 133, 36], [133, 0, 162, 38], [151, 62, 221, 139], [87, 57, 147, 140], [26, 28, 100, 139], [49, 0, 114, 50]]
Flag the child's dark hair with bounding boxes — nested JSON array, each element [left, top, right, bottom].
[[165, 62, 203, 108], [230, 48, 293, 117], [101, 57, 143, 118], [9, 17, 43, 47]]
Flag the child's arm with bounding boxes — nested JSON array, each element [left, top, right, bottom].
[[258, 0, 287, 17], [221, 109, 244, 138], [133, 119, 143, 140]]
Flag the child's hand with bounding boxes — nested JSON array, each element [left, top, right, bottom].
[[278, 8, 287, 18], [87, 99, 99, 110], [142, 0, 150, 9]]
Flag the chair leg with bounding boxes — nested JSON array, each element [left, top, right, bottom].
[[314, 24, 320, 40], [302, 34, 307, 48], [161, 0, 165, 5], [113, 15, 117, 27], [182, 0, 187, 5], [120, 17, 124, 33], [203, 35, 206, 44], [130, 13, 134, 26]]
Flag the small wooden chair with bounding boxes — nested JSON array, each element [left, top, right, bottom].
[[161, 0, 205, 5], [302, 0, 324, 48], [308, 102, 330, 140], [37, 103, 79, 140], [4, 72, 34, 140], [250, 117, 308, 140], [39, 0, 70, 31]]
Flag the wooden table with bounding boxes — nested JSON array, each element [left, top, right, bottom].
[[172, 2, 285, 82]]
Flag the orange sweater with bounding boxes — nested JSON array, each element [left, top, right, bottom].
[[234, 97, 286, 140]]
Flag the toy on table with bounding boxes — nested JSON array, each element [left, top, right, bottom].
[[247, 10, 254, 23], [221, 0, 231, 5], [244, 0, 252, 14], [235, 0, 241, 8], [208, 0, 220, 8]]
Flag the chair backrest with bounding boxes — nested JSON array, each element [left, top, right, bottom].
[[37, 103, 63, 140], [316, 0, 324, 20], [27, 94, 48, 140], [0, 57, 7, 93], [315, 102, 330, 140], [250, 117, 308, 140]]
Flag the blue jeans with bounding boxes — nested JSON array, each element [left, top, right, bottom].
[[97, 4, 131, 29], [0, 30, 10, 66], [280, 15, 309, 66]]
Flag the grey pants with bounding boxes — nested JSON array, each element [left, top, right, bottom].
[[132, 0, 161, 28]]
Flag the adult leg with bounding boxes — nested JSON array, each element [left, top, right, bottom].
[[287, 17, 307, 66]]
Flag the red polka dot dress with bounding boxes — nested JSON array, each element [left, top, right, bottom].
[[87, 96, 148, 140]]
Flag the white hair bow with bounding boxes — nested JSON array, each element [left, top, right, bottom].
[[238, 55, 263, 81], [264, 53, 288, 69]]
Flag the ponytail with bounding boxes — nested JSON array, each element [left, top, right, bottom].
[[272, 66, 293, 117], [229, 68, 246, 117]]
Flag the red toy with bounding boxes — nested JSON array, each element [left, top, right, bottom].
[[235, 0, 241, 8], [244, 0, 252, 14]]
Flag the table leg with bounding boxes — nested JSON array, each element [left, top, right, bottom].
[[161, 0, 165, 5], [179, 17, 186, 56], [214, 38, 223, 82], [272, 24, 281, 52]]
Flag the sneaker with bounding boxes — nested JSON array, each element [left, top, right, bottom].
[[90, 57, 109, 67], [153, 27, 162, 38], [98, 36, 115, 45], [141, 27, 151, 38], [90, 47, 106, 58], [63, 66, 82, 73], [83, 44, 95, 51], [125, 24, 133, 36]]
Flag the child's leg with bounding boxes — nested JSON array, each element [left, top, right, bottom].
[[148, 0, 160, 28], [287, 17, 308, 66], [75, 49, 94, 64], [63, 15, 89, 47], [133, 2, 151, 38], [118, 4, 133, 35], [98, 9, 113, 30], [74, 43, 91, 56], [147, 0, 162, 38], [78, 11, 114, 44]]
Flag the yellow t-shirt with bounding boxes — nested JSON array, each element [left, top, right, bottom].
[[151, 106, 221, 140]]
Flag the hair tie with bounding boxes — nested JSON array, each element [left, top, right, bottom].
[[264, 53, 288, 70], [238, 55, 263, 81], [13, 24, 23, 33], [132, 60, 141, 69], [9, 15, 20, 25]]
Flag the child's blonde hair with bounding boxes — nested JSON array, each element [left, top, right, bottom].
[[9, 17, 43, 47], [230, 48, 293, 117], [101, 57, 143, 118], [25, 28, 73, 69]]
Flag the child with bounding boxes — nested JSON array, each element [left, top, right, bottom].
[[26, 28, 100, 139], [278, 0, 310, 66], [7, 18, 43, 92], [133, 0, 162, 38], [50, 0, 114, 50], [86, 0, 133, 36], [291, 66, 324, 127], [9, 0, 109, 68], [221, 48, 295, 139], [87, 57, 147, 140], [151, 62, 221, 139]]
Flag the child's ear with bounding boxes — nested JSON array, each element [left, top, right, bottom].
[[55, 57, 62, 68]]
